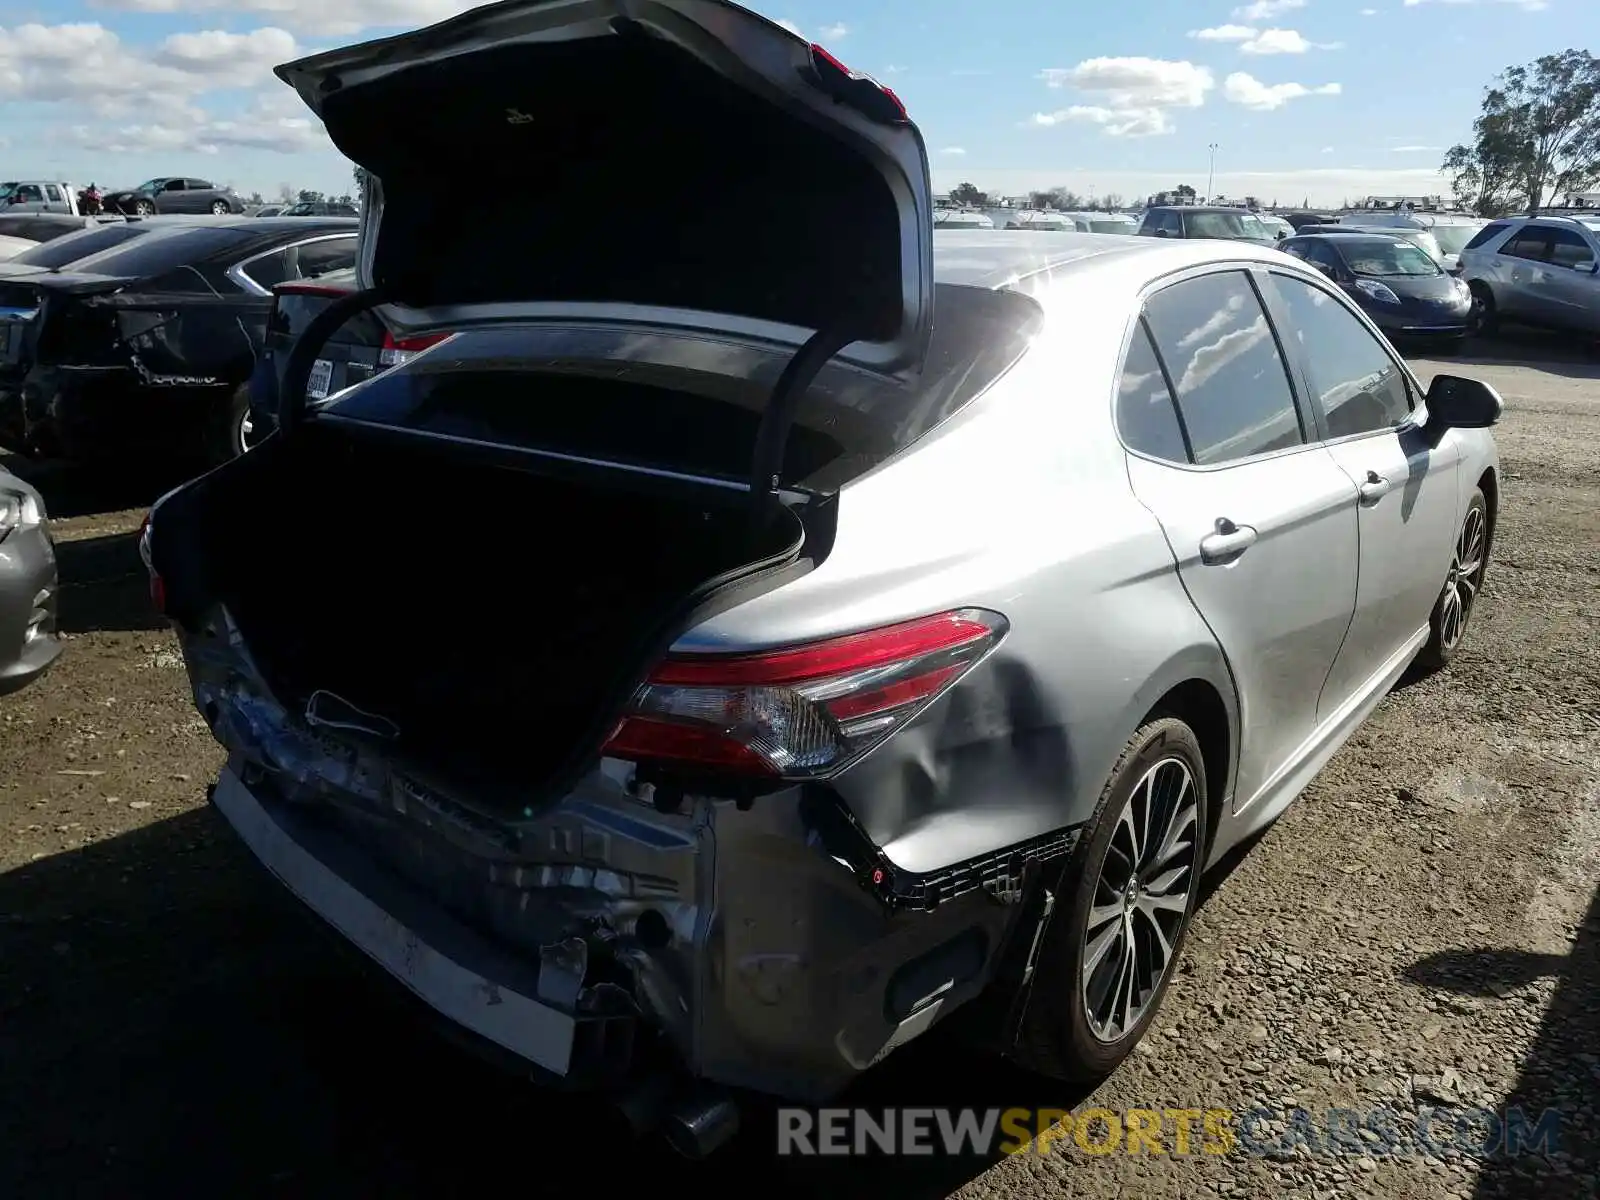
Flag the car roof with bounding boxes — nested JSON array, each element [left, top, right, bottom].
[[131, 214, 359, 233], [1147, 205, 1250, 214], [932, 228, 1287, 289]]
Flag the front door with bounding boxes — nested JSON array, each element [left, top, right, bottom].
[[1263, 269, 1464, 713], [1121, 268, 1360, 814]]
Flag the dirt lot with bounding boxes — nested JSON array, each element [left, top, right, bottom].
[[1, 336, 1595, 1199]]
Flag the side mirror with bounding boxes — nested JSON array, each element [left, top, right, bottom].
[[1426, 374, 1503, 430], [1153, 228, 1170, 238]]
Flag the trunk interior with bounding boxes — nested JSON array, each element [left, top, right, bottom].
[[172, 419, 809, 801]]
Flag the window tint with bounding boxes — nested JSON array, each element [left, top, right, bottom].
[[10, 223, 146, 268], [187, 179, 214, 191], [45, 185, 62, 202], [1462, 222, 1508, 252], [1272, 274, 1412, 439], [239, 248, 292, 290], [1117, 320, 1187, 462], [43, 226, 255, 277], [16, 185, 42, 203], [1142, 271, 1303, 465], [1499, 229, 1550, 261], [296, 237, 357, 278], [1548, 228, 1596, 270]]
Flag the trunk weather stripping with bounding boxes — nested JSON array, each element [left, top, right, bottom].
[[277, 285, 877, 540]]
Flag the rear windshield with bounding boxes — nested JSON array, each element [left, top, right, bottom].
[[1428, 224, 1483, 255], [319, 283, 1043, 493], [12, 225, 254, 275], [10, 224, 145, 268], [0, 217, 87, 244]]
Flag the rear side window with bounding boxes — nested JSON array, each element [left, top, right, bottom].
[[1500, 228, 1551, 261], [1142, 271, 1304, 466], [297, 237, 358, 279], [1463, 222, 1508, 252], [1116, 320, 1187, 462]]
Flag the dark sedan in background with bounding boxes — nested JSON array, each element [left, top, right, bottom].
[[0, 216, 358, 465], [246, 267, 449, 441], [1278, 232, 1473, 346], [103, 178, 246, 216]]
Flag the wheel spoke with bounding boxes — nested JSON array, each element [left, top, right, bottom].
[[1148, 795, 1197, 872], [1084, 917, 1123, 977], [1116, 932, 1138, 1036], [1134, 903, 1175, 969]]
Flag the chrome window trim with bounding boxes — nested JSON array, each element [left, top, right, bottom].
[[228, 232, 360, 297]]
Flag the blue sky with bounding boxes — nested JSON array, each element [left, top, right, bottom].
[[0, 0, 1592, 204]]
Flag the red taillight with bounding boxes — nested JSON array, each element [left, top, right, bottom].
[[379, 330, 449, 367], [602, 609, 1005, 779], [137, 512, 164, 614], [807, 43, 908, 123]]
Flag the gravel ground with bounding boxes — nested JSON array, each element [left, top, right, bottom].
[[1, 335, 1595, 1199]]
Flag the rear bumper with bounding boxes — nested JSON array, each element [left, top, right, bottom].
[[1, 365, 227, 460], [193, 643, 1028, 1102], [0, 515, 62, 696]]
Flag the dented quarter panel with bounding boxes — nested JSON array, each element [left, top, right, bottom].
[[96, 289, 265, 384]]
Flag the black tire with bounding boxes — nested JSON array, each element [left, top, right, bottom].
[[1468, 283, 1498, 337], [202, 384, 256, 467], [1415, 487, 1489, 671], [134, 199, 156, 216], [1010, 716, 1209, 1082]]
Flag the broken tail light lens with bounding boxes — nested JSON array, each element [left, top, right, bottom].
[[379, 330, 450, 368], [603, 609, 1007, 779], [806, 44, 908, 125]]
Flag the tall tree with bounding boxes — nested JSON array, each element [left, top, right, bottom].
[[948, 181, 988, 207], [1443, 49, 1600, 215]]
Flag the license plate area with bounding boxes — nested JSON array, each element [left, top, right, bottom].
[[306, 358, 333, 400]]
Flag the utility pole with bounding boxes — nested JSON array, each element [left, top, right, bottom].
[[1206, 143, 1219, 203]]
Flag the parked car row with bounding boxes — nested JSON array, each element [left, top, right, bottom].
[[0, 215, 358, 464], [123, 0, 1509, 1164]]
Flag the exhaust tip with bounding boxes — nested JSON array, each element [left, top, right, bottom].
[[661, 1091, 741, 1160]]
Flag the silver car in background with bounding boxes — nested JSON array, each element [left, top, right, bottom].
[[142, 0, 1505, 1158], [0, 467, 60, 695], [1458, 214, 1600, 338]]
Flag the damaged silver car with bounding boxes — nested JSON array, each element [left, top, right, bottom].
[[141, 0, 1504, 1158]]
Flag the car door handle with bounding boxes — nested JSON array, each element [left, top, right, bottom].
[[1199, 518, 1258, 564], [1358, 471, 1391, 505]]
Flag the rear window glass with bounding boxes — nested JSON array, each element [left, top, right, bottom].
[[318, 283, 1043, 492], [11, 224, 144, 268], [1463, 222, 1508, 252], [0, 217, 87, 243]]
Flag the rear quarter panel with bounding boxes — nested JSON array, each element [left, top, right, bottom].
[[682, 275, 1236, 875]]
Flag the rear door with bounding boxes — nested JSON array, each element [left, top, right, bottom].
[[274, 0, 934, 381], [1262, 268, 1462, 714], [1492, 225, 1556, 322], [1539, 227, 1600, 333], [1119, 267, 1360, 815]]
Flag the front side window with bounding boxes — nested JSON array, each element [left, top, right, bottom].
[[15, 185, 42, 203], [1271, 274, 1412, 440], [1116, 319, 1188, 462], [1142, 271, 1304, 466]]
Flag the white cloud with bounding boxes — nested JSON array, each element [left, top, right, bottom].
[[1241, 29, 1336, 54], [1361, 7, 1378, 12], [0, 21, 300, 106], [1390, 144, 1440, 152], [1322, 145, 1335, 153], [1190, 24, 1257, 40], [1232, 0, 1306, 19], [939, 146, 967, 155], [1402, 0, 1548, 8], [67, 91, 326, 156], [818, 22, 849, 39], [775, 17, 803, 36], [87, 0, 484, 38], [1223, 71, 1341, 109], [1036, 56, 1213, 136]]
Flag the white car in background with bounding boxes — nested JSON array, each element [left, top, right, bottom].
[[934, 208, 994, 229], [0, 233, 36, 261], [1339, 212, 1486, 273]]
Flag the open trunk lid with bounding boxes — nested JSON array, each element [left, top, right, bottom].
[[274, 0, 934, 378]]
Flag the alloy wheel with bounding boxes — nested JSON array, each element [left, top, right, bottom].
[[1439, 505, 1486, 652], [1081, 756, 1199, 1043], [235, 410, 256, 456], [211, 201, 230, 215]]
